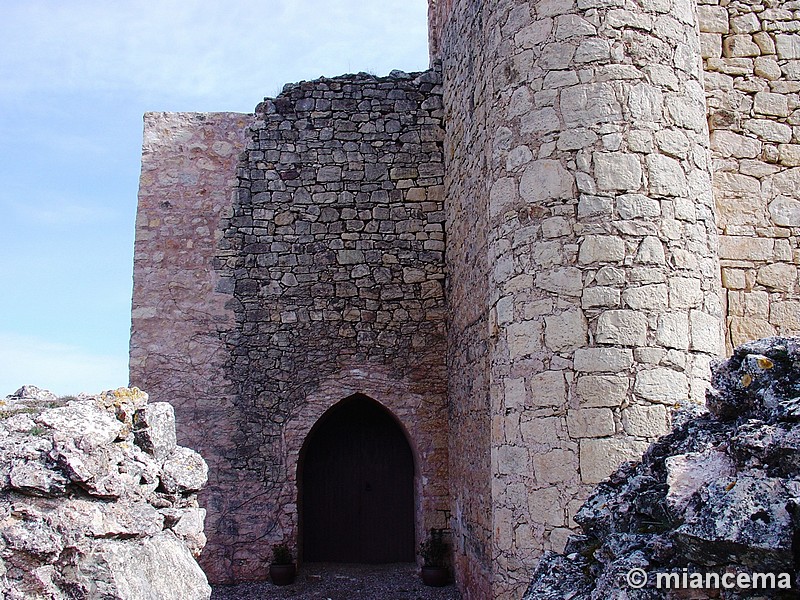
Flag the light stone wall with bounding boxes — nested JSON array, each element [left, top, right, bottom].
[[130, 111, 253, 583], [700, 0, 800, 348], [434, 1, 724, 598]]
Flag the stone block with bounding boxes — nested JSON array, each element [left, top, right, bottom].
[[541, 216, 572, 238], [533, 448, 578, 484], [635, 236, 665, 265], [497, 445, 530, 474], [545, 309, 589, 351], [776, 34, 800, 60], [730, 13, 759, 34], [595, 310, 648, 346], [634, 368, 689, 403], [718, 236, 774, 261], [647, 154, 687, 196], [504, 378, 526, 410], [778, 145, 800, 168], [710, 130, 761, 159], [616, 194, 660, 219], [700, 33, 722, 59], [580, 438, 650, 484], [697, 6, 729, 34], [690, 310, 723, 354], [507, 320, 543, 359], [578, 236, 625, 264], [529, 371, 567, 408], [623, 284, 669, 311], [578, 195, 613, 218], [769, 196, 800, 227], [757, 263, 797, 292], [560, 83, 623, 128], [753, 32, 776, 55], [520, 160, 575, 202], [582, 286, 620, 309], [669, 277, 703, 309], [577, 375, 629, 407], [770, 301, 800, 331], [744, 119, 792, 143], [567, 408, 615, 438], [656, 312, 689, 350], [536, 267, 584, 297], [528, 487, 565, 527], [574, 348, 634, 373], [520, 416, 565, 445], [490, 177, 518, 216], [723, 35, 760, 58], [594, 153, 642, 191], [623, 403, 670, 438], [721, 268, 746, 290], [729, 317, 776, 346], [654, 130, 689, 159], [753, 92, 789, 118]]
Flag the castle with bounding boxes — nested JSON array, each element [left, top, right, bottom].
[[130, 1, 800, 598]]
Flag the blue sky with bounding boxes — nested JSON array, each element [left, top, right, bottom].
[[0, 0, 430, 396]]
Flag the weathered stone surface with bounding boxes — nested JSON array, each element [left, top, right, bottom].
[[0, 386, 210, 600], [520, 160, 575, 202], [525, 337, 800, 599], [595, 310, 648, 346], [133, 402, 177, 462], [634, 368, 689, 403]]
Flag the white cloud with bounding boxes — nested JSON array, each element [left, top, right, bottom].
[[0, 332, 128, 397]]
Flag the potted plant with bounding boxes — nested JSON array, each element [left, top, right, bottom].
[[419, 528, 449, 587], [269, 543, 296, 586]]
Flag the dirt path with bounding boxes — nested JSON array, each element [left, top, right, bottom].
[[211, 563, 462, 600]]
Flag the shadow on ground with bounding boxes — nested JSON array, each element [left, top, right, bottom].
[[211, 563, 461, 600]]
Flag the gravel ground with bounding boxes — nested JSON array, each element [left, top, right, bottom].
[[211, 563, 462, 600]]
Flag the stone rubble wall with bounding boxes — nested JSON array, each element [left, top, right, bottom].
[[213, 69, 450, 581], [434, 1, 724, 598], [129, 111, 252, 583], [700, 1, 800, 348], [0, 386, 210, 600]]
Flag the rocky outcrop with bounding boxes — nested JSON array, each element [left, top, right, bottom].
[[525, 337, 800, 599], [0, 385, 210, 600]]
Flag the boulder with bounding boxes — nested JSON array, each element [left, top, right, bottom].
[[0, 386, 211, 600]]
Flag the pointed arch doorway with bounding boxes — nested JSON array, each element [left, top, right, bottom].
[[299, 394, 415, 563]]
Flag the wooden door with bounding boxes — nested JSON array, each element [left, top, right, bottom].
[[301, 395, 415, 563]]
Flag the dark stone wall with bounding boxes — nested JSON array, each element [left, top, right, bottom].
[[211, 67, 450, 580]]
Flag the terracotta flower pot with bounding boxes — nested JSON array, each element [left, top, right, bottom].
[[421, 566, 449, 587], [269, 563, 296, 586]]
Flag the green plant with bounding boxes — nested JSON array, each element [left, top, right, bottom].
[[28, 426, 46, 436], [271, 543, 292, 565], [419, 528, 448, 568]]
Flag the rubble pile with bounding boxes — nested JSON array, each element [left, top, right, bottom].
[[525, 337, 800, 599], [0, 385, 210, 599]]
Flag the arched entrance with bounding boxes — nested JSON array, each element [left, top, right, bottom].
[[299, 394, 415, 563]]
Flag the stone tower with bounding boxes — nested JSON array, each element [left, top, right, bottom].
[[131, 1, 800, 598]]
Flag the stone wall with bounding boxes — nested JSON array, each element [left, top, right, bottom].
[[211, 70, 450, 580], [129, 112, 252, 582], [433, 1, 724, 598], [438, 1, 493, 597], [700, 1, 800, 349]]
